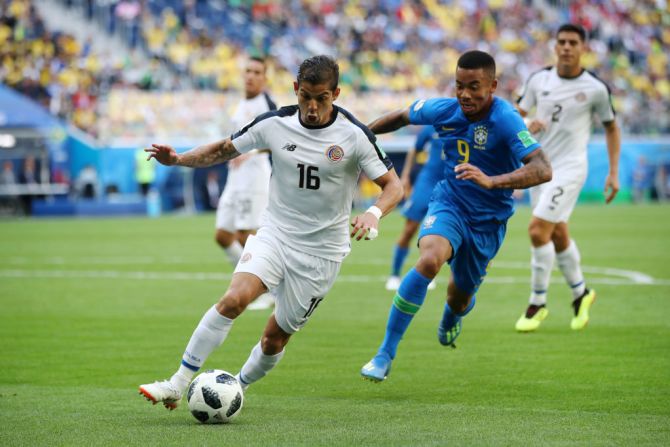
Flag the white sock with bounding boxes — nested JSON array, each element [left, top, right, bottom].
[[556, 240, 586, 299], [236, 342, 285, 390], [224, 241, 243, 266], [529, 242, 555, 305], [172, 305, 234, 392], [170, 366, 195, 393]]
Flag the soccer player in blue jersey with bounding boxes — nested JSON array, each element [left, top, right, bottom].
[[385, 126, 444, 291], [361, 50, 553, 382]]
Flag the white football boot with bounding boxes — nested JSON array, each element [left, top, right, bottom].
[[139, 380, 182, 410]]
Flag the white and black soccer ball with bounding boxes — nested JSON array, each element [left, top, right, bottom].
[[187, 369, 244, 424]]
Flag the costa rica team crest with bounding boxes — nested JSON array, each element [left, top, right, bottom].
[[326, 145, 344, 162]]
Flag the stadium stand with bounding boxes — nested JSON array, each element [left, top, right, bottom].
[[2, 0, 668, 139], [0, 0, 668, 214]]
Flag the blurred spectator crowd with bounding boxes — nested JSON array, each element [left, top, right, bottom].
[[1, 0, 669, 142]]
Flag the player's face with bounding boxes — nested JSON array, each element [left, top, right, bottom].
[[294, 81, 341, 126], [555, 31, 584, 72], [455, 67, 497, 121], [244, 60, 266, 99]]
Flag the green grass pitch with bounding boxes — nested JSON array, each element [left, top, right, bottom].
[[1, 204, 669, 446]]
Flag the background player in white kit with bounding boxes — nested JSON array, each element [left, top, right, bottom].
[[514, 24, 621, 332], [139, 55, 403, 409], [215, 56, 277, 310]]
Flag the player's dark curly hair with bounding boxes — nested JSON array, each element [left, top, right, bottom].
[[457, 50, 496, 80], [557, 23, 586, 42], [297, 55, 339, 91]]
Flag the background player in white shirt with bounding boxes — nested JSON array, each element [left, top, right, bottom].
[[215, 57, 277, 310], [515, 24, 621, 332], [139, 55, 403, 410]]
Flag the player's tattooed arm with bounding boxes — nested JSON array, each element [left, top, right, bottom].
[[494, 149, 552, 189], [145, 139, 240, 168], [367, 108, 411, 135], [454, 149, 552, 190]]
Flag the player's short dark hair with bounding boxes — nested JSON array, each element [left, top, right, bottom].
[[297, 55, 339, 91], [457, 50, 496, 80], [557, 23, 586, 42], [248, 56, 267, 73]]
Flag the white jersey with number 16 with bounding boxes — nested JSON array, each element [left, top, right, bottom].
[[231, 105, 393, 261]]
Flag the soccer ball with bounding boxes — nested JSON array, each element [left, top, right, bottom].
[[187, 369, 244, 424]]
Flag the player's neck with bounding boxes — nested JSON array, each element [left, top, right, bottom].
[[557, 65, 584, 79], [245, 91, 262, 100]]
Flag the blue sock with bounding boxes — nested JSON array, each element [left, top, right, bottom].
[[378, 268, 432, 359], [391, 245, 410, 277], [440, 296, 476, 329]]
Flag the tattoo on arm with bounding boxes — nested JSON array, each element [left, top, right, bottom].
[[490, 149, 552, 189], [178, 139, 240, 168]]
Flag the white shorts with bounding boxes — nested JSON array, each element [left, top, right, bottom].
[[215, 189, 269, 232], [530, 178, 584, 223], [234, 228, 342, 334]]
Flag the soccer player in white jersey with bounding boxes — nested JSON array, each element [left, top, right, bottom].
[[139, 55, 403, 410], [215, 56, 277, 310], [515, 24, 621, 332]]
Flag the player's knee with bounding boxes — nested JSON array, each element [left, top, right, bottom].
[[217, 288, 252, 318], [416, 253, 443, 278], [528, 222, 551, 246]]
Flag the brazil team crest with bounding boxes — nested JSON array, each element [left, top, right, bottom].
[[474, 125, 488, 149], [326, 145, 344, 162]]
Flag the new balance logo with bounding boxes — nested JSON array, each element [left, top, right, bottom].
[[281, 143, 297, 151]]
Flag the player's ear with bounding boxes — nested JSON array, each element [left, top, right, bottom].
[[490, 78, 498, 94], [332, 87, 341, 102], [293, 81, 299, 95]]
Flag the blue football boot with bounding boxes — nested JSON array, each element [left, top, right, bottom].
[[437, 312, 462, 348], [360, 351, 392, 382]]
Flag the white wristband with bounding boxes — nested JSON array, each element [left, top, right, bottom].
[[366, 206, 382, 220]]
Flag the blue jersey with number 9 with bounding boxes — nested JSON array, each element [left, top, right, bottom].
[[408, 97, 540, 226]]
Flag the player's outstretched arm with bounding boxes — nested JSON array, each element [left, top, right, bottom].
[[145, 138, 240, 168], [603, 120, 621, 204], [454, 149, 552, 190], [350, 169, 403, 241], [367, 108, 411, 135]]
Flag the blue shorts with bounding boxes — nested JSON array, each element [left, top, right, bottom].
[[418, 200, 506, 295], [401, 170, 441, 222]]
